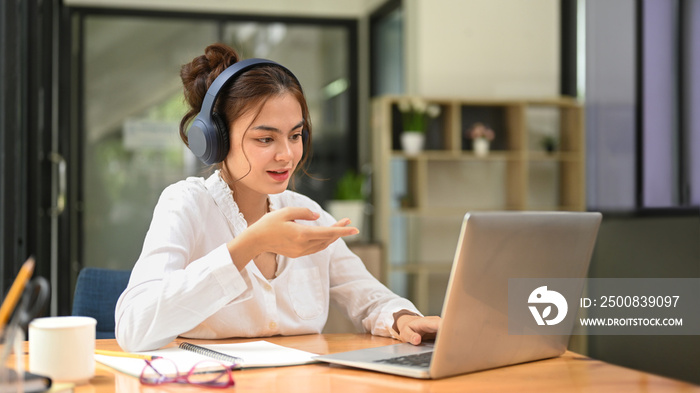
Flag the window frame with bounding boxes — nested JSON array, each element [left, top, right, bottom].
[[563, 0, 700, 215]]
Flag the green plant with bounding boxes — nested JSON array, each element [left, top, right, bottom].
[[333, 169, 365, 200], [541, 135, 557, 153], [397, 97, 441, 132]]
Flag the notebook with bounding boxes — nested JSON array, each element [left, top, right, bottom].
[[315, 211, 602, 379], [96, 340, 319, 377]]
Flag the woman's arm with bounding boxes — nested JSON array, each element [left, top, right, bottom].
[[115, 184, 250, 352], [116, 187, 359, 352], [322, 212, 426, 339]]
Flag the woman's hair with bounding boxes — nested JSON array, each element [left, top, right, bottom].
[[179, 43, 312, 178]]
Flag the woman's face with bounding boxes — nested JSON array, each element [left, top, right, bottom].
[[224, 93, 304, 198]]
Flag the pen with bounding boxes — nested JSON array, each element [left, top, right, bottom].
[[95, 349, 162, 360], [0, 257, 36, 329]]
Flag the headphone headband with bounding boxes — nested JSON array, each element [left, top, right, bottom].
[[188, 58, 297, 165], [198, 58, 279, 124]]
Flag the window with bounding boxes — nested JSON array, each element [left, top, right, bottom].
[[75, 10, 358, 270], [575, 0, 700, 211], [370, 0, 403, 96]]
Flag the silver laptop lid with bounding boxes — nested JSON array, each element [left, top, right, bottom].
[[430, 211, 601, 379]]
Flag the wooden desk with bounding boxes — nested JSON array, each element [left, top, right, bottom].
[[21, 334, 700, 392]]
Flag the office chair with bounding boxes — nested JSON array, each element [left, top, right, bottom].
[[72, 267, 131, 339]]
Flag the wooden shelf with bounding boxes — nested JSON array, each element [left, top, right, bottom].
[[389, 263, 453, 274], [393, 206, 524, 216], [371, 95, 586, 314], [527, 151, 581, 161], [391, 151, 521, 161]]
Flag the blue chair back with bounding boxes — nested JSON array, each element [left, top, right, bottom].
[[72, 267, 131, 339]]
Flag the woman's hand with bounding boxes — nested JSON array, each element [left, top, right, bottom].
[[396, 315, 441, 345], [228, 207, 358, 269], [257, 207, 358, 257]]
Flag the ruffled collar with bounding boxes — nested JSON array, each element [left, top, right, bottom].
[[204, 170, 279, 236]]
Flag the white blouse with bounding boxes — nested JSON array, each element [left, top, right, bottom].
[[115, 171, 421, 352]]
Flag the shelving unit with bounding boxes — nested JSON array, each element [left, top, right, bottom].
[[370, 95, 585, 314]]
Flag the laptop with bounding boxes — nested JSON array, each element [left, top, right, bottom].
[[315, 211, 602, 379]]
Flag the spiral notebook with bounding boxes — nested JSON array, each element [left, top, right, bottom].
[[95, 340, 319, 377]]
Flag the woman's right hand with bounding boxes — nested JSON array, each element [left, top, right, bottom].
[[227, 207, 358, 269]]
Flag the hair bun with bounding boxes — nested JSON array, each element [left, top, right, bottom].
[[180, 43, 240, 112], [179, 44, 240, 146], [202, 43, 240, 82]]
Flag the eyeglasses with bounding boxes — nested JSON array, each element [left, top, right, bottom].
[[140, 358, 236, 388]]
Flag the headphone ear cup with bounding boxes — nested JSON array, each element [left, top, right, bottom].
[[211, 112, 230, 163]]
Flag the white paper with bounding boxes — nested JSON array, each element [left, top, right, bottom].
[[96, 341, 319, 378]]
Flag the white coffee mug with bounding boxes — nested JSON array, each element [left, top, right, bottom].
[[29, 316, 97, 383]]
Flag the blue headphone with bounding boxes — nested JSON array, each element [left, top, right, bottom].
[[187, 58, 302, 165]]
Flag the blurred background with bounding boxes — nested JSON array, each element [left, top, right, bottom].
[[1, 0, 698, 385]]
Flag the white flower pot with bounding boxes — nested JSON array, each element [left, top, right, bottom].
[[401, 132, 425, 156], [473, 137, 490, 157]]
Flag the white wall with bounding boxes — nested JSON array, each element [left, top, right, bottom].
[[405, 0, 559, 98]]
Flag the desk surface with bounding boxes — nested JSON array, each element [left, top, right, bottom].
[[23, 334, 700, 392]]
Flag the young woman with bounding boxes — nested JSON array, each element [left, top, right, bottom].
[[115, 43, 440, 352]]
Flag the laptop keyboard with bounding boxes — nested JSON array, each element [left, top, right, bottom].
[[373, 351, 433, 368]]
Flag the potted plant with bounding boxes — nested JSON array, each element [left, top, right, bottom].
[[540, 135, 557, 154], [397, 97, 441, 155], [326, 169, 366, 242], [467, 122, 495, 157]]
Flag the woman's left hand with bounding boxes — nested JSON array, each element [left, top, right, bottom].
[[396, 315, 441, 345]]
